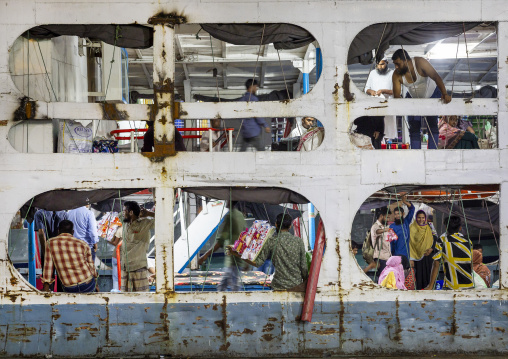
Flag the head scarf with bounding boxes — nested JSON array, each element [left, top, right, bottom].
[[378, 256, 407, 290], [473, 249, 491, 287], [438, 116, 465, 149], [409, 210, 434, 260]]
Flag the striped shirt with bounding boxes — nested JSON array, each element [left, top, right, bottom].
[[42, 233, 97, 287], [433, 232, 473, 290]]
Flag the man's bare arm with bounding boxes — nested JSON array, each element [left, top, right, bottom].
[[417, 57, 451, 104], [366, 89, 377, 96], [392, 72, 402, 98]]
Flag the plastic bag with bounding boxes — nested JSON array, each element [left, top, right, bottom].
[[58, 120, 93, 153]]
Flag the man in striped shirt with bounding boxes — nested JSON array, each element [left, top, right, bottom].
[[425, 216, 473, 290], [42, 220, 98, 293]]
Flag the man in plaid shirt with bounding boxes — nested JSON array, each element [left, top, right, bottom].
[[42, 220, 98, 293]]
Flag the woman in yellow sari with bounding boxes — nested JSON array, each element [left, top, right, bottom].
[[409, 210, 437, 289]]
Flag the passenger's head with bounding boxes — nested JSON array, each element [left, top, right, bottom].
[[275, 213, 293, 231], [391, 49, 411, 76], [301, 116, 316, 129], [376, 207, 389, 223], [400, 255, 410, 271], [473, 243, 483, 254], [211, 119, 221, 128], [245, 79, 259, 94], [123, 201, 141, 222], [393, 206, 405, 222], [58, 219, 74, 235], [447, 115, 459, 127], [416, 210, 427, 226], [351, 241, 361, 256], [376, 58, 389, 75], [472, 249, 483, 265], [446, 215, 462, 234]]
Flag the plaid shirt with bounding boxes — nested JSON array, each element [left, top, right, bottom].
[[42, 233, 97, 287]]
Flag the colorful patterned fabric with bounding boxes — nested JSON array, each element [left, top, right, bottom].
[[433, 232, 474, 290], [405, 268, 416, 290], [42, 233, 97, 287], [93, 139, 118, 153]]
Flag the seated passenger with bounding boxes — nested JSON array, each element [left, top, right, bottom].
[[289, 116, 316, 138], [438, 115, 479, 149], [42, 220, 98, 293], [425, 216, 474, 290], [401, 255, 415, 290], [377, 256, 406, 290], [252, 213, 308, 291], [473, 249, 491, 288], [295, 116, 324, 151], [352, 116, 384, 149], [200, 119, 222, 152]]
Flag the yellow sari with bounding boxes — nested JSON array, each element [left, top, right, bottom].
[[409, 211, 434, 260]]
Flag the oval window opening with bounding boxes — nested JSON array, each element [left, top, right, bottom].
[[347, 22, 497, 99], [349, 114, 497, 150], [351, 184, 500, 290]]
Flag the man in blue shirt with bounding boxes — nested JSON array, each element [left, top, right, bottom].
[[239, 79, 271, 151], [66, 206, 99, 261], [390, 195, 415, 259]]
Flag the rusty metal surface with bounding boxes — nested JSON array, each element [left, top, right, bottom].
[[100, 103, 130, 122], [0, 299, 506, 357]]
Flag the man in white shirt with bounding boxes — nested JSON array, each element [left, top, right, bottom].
[[361, 58, 397, 146], [289, 116, 316, 138]]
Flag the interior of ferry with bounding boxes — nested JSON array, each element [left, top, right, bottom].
[[8, 22, 497, 154], [351, 184, 500, 290], [9, 187, 322, 293]]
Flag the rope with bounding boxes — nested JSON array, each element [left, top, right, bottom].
[[37, 42, 58, 101], [276, 49, 291, 101], [234, 24, 266, 149], [399, 45, 439, 150], [484, 199, 500, 281], [209, 35, 221, 103], [9, 198, 35, 258], [27, 30, 30, 99], [391, 188, 417, 290], [462, 23, 475, 98], [201, 199, 227, 291], [450, 34, 460, 98], [364, 22, 388, 92], [94, 25, 122, 138], [457, 191, 475, 289], [372, 192, 393, 282], [262, 205, 289, 289]]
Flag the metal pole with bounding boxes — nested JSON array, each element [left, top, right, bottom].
[[28, 221, 36, 286], [302, 59, 315, 250], [228, 129, 233, 152], [209, 129, 213, 152], [316, 47, 322, 81]]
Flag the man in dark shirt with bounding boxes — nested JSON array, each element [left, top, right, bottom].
[[33, 209, 67, 267], [239, 79, 271, 151]]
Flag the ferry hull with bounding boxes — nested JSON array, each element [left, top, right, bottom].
[[1, 299, 507, 357]]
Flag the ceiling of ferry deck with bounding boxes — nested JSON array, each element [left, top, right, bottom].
[[127, 24, 317, 99]]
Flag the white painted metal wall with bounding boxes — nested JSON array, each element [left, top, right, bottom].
[[0, 0, 506, 310]]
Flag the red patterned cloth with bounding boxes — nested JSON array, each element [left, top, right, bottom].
[[405, 268, 416, 290], [42, 233, 97, 287]]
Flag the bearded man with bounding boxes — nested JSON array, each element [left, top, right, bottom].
[[363, 57, 397, 145], [391, 49, 451, 149]]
